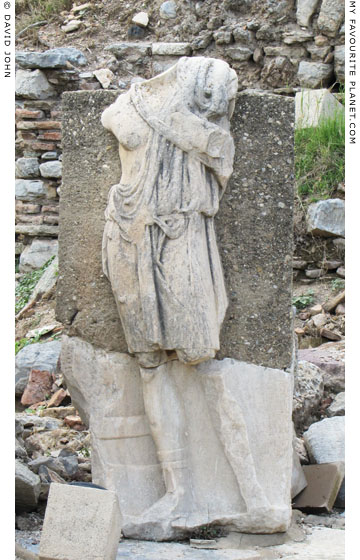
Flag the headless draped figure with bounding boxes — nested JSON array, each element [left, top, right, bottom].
[[101, 57, 238, 368], [100, 59, 272, 534]]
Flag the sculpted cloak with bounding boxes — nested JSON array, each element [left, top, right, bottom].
[[102, 57, 237, 365]]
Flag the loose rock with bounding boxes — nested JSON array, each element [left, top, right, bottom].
[[15, 340, 61, 398], [15, 460, 41, 512], [293, 360, 324, 432], [16, 70, 56, 100], [21, 369, 54, 407], [303, 416, 344, 464], [297, 61, 333, 89], [19, 239, 58, 272], [132, 12, 149, 28], [298, 340, 345, 394], [61, 20, 81, 33], [160, 1, 177, 19], [306, 199, 345, 237], [327, 392, 345, 417], [93, 68, 114, 89]]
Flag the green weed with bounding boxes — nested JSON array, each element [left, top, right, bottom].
[[295, 110, 345, 202], [15, 331, 42, 355], [15, 256, 55, 315], [331, 278, 345, 293], [292, 290, 314, 310]]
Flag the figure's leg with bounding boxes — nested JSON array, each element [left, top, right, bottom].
[[200, 372, 270, 511], [139, 363, 193, 521]]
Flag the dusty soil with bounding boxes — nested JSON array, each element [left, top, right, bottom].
[[15, 299, 62, 341]]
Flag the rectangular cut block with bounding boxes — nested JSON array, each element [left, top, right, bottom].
[[39, 483, 122, 560], [57, 89, 294, 370], [295, 89, 344, 129], [293, 462, 345, 513], [61, 335, 293, 540]]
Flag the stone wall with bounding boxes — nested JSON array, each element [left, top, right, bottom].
[[57, 89, 294, 371]]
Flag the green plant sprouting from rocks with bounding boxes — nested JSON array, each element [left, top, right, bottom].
[[292, 290, 314, 310], [15, 256, 55, 315], [295, 110, 345, 202]]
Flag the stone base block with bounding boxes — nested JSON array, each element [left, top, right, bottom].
[[61, 336, 293, 541], [295, 89, 344, 130], [39, 483, 122, 560], [292, 462, 345, 513]]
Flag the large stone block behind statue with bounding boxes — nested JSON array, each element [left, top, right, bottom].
[[58, 58, 295, 540]]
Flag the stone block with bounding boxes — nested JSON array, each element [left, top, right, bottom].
[[15, 340, 61, 397], [16, 157, 40, 179], [16, 48, 87, 69], [15, 459, 41, 512], [295, 89, 344, 129], [327, 392, 345, 417], [160, 1, 177, 19], [39, 161, 62, 179], [334, 45, 345, 83], [152, 42, 192, 56], [298, 340, 345, 393], [292, 360, 324, 433], [317, 0, 345, 37], [297, 61, 333, 88], [16, 69, 56, 100], [21, 369, 54, 406], [15, 179, 46, 201], [227, 47, 253, 61], [61, 335, 293, 540], [296, 0, 320, 27], [19, 239, 58, 272], [105, 42, 151, 60], [306, 199, 345, 237], [58, 88, 294, 370], [15, 224, 59, 237], [292, 462, 344, 513], [39, 483, 122, 560], [303, 416, 344, 464]]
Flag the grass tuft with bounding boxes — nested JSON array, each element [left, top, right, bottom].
[[295, 109, 345, 202], [16, 0, 72, 36]]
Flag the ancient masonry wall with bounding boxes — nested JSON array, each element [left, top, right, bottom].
[[15, 0, 345, 268]]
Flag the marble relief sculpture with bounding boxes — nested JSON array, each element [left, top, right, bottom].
[[92, 57, 293, 539]]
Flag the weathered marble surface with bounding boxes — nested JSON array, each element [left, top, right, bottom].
[[57, 87, 294, 370], [61, 335, 293, 540], [101, 57, 237, 367]]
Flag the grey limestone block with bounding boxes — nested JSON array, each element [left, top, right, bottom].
[[39, 483, 122, 560], [15, 179, 47, 201], [39, 161, 62, 179], [16, 47, 87, 69], [15, 459, 41, 512], [306, 198, 345, 237], [15, 69, 56, 100], [297, 61, 334, 88], [58, 89, 294, 370], [317, 0, 345, 37], [16, 158, 40, 179], [19, 239, 58, 272]]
